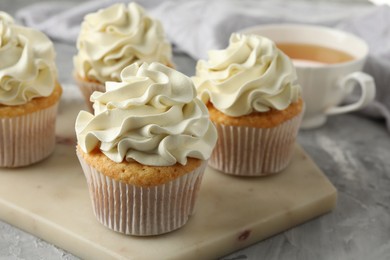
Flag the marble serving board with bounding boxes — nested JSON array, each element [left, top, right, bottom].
[[0, 89, 337, 260]]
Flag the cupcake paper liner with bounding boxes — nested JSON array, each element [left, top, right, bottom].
[[0, 103, 59, 168], [77, 153, 207, 236], [209, 112, 303, 176], [74, 76, 104, 112]]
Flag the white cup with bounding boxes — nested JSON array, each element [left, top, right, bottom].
[[240, 24, 376, 129]]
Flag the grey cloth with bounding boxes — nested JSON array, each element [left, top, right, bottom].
[[15, 0, 390, 130]]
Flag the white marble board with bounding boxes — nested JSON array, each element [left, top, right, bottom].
[[0, 90, 337, 259]]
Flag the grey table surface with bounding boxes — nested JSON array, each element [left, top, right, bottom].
[[1, 0, 390, 260]]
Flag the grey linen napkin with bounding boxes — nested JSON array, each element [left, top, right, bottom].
[[15, 0, 390, 130]]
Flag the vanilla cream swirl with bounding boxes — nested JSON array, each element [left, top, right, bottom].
[[0, 11, 14, 24], [193, 33, 301, 117], [76, 62, 217, 166], [74, 3, 173, 83], [0, 13, 57, 106]]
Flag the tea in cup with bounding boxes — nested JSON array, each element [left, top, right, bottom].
[[241, 24, 376, 129]]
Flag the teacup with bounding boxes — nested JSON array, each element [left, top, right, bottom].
[[241, 24, 376, 129]]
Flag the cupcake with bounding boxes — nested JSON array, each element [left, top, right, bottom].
[[0, 12, 62, 168], [75, 62, 217, 236], [192, 33, 303, 176], [73, 3, 174, 111]]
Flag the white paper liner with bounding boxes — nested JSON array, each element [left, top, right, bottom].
[[77, 153, 207, 236], [209, 112, 303, 176], [0, 103, 59, 168], [74, 76, 104, 112]]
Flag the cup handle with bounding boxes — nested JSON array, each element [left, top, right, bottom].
[[326, 72, 376, 115]]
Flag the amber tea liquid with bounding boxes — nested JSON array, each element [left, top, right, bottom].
[[276, 43, 355, 65]]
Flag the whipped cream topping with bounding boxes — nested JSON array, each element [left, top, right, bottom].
[[0, 12, 57, 106], [76, 62, 217, 166], [193, 33, 301, 117], [74, 3, 173, 83], [0, 11, 14, 24]]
